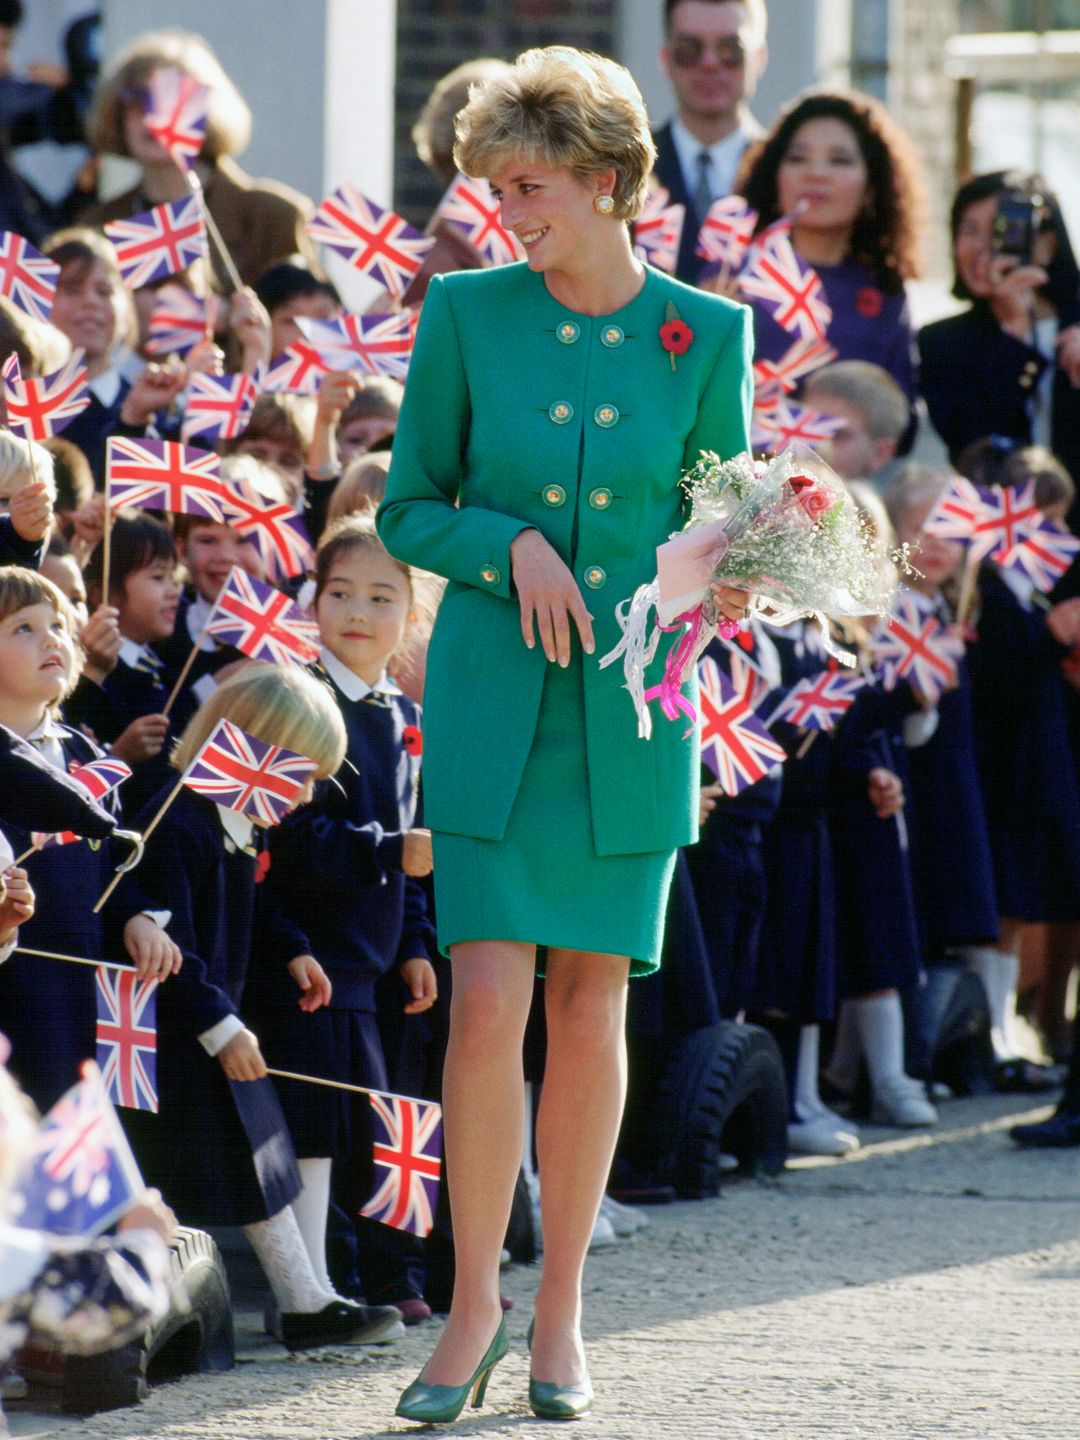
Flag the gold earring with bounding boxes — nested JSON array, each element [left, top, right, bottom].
[[594, 195, 615, 215]]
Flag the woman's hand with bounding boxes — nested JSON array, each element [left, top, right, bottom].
[[709, 581, 752, 626], [217, 1028, 267, 1081], [288, 954, 333, 1012], [401, 957, 437, 1014], [510, 528, 595, 666], [402, 827, 433, 877], [987, 256, 1048, 341], [123, 914, 183, 982]]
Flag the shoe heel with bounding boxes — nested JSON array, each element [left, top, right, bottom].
[[471, 1363, 495, 1409]]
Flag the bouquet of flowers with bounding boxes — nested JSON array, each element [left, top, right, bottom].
[[601, 444, 899, 737]]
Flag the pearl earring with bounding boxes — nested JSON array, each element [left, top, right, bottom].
[[594, 195, 615, 215]]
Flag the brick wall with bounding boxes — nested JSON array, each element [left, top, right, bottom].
[[394, 0, 617, 226]]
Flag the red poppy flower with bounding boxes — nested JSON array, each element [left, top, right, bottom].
[[855, 286, 884, 319], [660, 319, 694, 356], [254, 850, 271, 884], [403, 724, 423, 757]]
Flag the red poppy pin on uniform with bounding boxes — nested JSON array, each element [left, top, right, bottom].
[[403, 724, 423, 757], [254, 850, 271, 884], [660, 300, 694, 372], [856, 286, 884, 319]]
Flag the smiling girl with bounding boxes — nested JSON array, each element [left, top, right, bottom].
[[735, 91, 926, 415]]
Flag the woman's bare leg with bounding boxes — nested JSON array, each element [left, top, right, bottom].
[[531, 947, 631, 1383], [417, 939, 536, 1385]]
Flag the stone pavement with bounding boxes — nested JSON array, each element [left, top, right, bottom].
[[9, 1092, 1080, 1440]]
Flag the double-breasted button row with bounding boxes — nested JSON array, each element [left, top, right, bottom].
[[589, 487, 613, 510], [594, 404, 619, 428], [548, 401, 621, 427], [542, 484, 567, 508], [554, 320, 626, 347], [549, 401, 573, 424]]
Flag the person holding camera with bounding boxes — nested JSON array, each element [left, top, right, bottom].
[[919, 171, 1080, 518]]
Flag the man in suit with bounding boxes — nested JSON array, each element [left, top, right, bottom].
[[653, 0, 768, 284]]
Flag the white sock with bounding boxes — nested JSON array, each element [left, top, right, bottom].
[[850, 992, 906, 1093], [291, 1157, 336, 1297], [794, 1025, 826, 1121], [244, 1206, 335, 1314], [967, 948, 1018, 1060], [826, 1001, 862, 1095]]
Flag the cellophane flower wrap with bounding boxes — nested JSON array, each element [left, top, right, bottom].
[[601, 443, 898, 738]]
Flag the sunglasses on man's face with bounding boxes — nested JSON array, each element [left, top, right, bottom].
[[669, 35, 747, 69]]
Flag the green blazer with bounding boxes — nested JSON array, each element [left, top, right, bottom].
[[377, 263, 752, 856]]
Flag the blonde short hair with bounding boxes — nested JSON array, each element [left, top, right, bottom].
[[171, 664, 347, 780], [803, 361, 909, 444], [454, 47, 656, 222], [883, 462, 952, 534], [0, 431, 55, 502], [327, 455, 391, 529], [88, 29, 252, 161]]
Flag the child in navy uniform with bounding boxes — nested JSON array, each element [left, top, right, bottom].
[[126, 664, 404, 1352], [66, 512, 184, 820], [251, 515, 439, 1322], [0, 567, 180, 1111]]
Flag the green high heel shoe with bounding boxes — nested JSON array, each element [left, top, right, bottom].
[[394, 1318, 508, 1424], [526, 1318, 594, 1420]]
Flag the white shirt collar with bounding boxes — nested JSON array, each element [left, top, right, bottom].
[[89, 366, 122, 408], [26, 714, 65, 771], [217, 805, 254, 852], [118, 637, 161, 671], [319, 646, 400, 702], [187, 594, 217, 651], [670, 114, 757, 203]]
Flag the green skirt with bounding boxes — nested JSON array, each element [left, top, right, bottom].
[[432, 652, 675, 977]]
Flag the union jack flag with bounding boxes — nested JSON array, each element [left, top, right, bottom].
[[10, 1062, 145, 1237], [107, 436, 226, 519], [359, 1091, 443, 1237], [105, 194, 209, 290], [181, 370, 258, 442], [753, 335, 838, 405], [697, 656, 786, 795], [435, 172, 523, 267], [293, 310, 416, 381], [262, 340, 330, 397], [96, 966, 158, 1114], [184, 716, 316, 825], [143, 66, 209, 171], [766, 668, 866, 731], [206, 565, 320, 667], [871, 590, 964, 704], [727, 646, 773, 712], [966, 480, 1044, 564], [147, 284, 216, 355], [32, 757, 131, 850], [696, 195, 758, 270], [218, 470, 314, 580], [0, 231, 59, 323], [1000, 520, 1080, 591], [738, 229, 831, 341], [632, 187, 685, 273], [2, 349, 90, 440], [751, 396, 842, 451], [307, 184, 434, 299], [922, 475, 987, 545]]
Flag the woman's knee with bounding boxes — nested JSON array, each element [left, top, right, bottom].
[[449, 943, 533, 1047], [545, 964, 628, 1051]]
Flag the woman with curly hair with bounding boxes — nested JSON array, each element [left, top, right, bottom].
[[735, 90, 927, 417]]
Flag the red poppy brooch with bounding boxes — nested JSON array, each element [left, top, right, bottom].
[[660, 299, 694, 372]]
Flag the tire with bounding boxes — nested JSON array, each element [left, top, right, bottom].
[[651, 1021, 788, 1197], [60, 1226, 234, 1415]]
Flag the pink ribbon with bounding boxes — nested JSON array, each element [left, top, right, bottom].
[[643, 603, 706, 736]]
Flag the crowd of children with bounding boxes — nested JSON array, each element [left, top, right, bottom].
[[1, 23, 1080, 1418]]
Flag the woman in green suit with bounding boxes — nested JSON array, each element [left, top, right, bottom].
[[377, 45, 752, 1422]]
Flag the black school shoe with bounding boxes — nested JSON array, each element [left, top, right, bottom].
[[280, 1300, 404, 1351], [1010, 1108, 1080, 1148]]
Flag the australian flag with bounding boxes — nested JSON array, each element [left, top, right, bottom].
[[10, 1063, 145, 1237]]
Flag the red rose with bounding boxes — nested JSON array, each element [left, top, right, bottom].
[[855, 286, 884, 318], [254, 850, 271, 885], [659, 319, 694, 356], [403, 724, 423, 757], [789, 474, 835, 522]]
